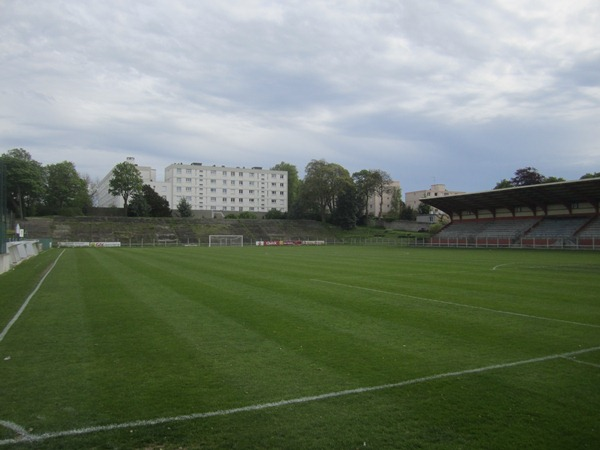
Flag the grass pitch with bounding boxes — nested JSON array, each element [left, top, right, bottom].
[[1, 246, 599, 449]]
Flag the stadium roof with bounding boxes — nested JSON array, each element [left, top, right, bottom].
[[420, 178, 600, 218]]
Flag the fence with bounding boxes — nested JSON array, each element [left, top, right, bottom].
[[0, 162, 6, 255], [53, 235, 600, 250], [426, 236, 600, 250]]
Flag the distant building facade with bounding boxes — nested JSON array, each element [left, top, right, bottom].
[[97, 158, 288, 215], [405, 184, 465, 219], [367, 181, 401, 217]]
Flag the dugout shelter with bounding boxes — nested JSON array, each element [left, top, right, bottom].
[[421, 178, 600, 249]]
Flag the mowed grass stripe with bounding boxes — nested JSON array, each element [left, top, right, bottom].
[[1, 246, 599, 447]]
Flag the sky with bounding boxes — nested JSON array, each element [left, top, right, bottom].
[[1, 0, 599, 195]]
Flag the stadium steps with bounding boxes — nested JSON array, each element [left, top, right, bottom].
[[525, 216, 590, 238], [21, 217, 338, 245]]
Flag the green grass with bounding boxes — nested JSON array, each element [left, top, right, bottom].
[[1, 246, 599, 449]]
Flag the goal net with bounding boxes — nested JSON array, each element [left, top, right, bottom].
[[208, 235, 244, 247]]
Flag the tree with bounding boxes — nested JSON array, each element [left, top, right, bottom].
[[271, 162, 300, 215], [177, 197, 193, 217], [108, 161, 143, 212], [302, 159, 353, 223], [141, 185, 171, 217], [495, 167, 565, 189], [494, 179, 513, 190], [400, 205, 417, 221], [127, 191, 151, 217], [511, 167, 545, 186], [265, 208, 286, 219], [385, 186, 403, 219], [581, 172, 600, 179], [330, 182, 358, 229], [44, 161, 91, 214], [0, 148, 45, 218], [352, 169, 378, 219], [371, 169, 393, 219]]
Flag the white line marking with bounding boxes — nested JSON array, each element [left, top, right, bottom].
[[492, 263, 513, 271], [311, 279, 600, 329], [1, 345, 599, 446], [562, 356, 600, 369], [0, 420, 33, 440], [0, 250, 66, 343]]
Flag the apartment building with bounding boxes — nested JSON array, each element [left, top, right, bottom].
[[96, 157, 170, 208], [97, 158, 288, 215], [367, 180, 401, 217], [165, 163, 288, 214], [405, 184, 465, 216]]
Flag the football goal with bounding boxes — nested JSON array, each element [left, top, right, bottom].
[[208, 235, 244, 247]]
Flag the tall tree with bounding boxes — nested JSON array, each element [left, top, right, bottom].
[[142, 184, 171, 217], [510, 167, 545, 186], [495, 167, 564, 189], [0, 148, 45, 218], [331, 182, 357, 229], [302, 159, 353, 223], [271, 162, 300, 214], [371, 169, 393, 218], [177, 197, 193, 217], [45, 161, 90, 214], [108, 161, 143, 212], [127, 191, 151, 217], [352, 169, 378, 219], [386, 186, 403, 219]]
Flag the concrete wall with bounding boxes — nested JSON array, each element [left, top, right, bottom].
[[1, 241, 42, 275]]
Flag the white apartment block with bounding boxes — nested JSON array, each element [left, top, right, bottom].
[[405, 184, 465, 216], [165, 163, 287, 213], [367, 181, 401, 217], [96, 157, 169, 208], [97, 158, 288, 214]]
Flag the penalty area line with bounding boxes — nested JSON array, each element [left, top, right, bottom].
[[1, 345, 599, 446], [311, 278, 600, 329]]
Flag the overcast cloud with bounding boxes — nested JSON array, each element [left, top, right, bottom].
[[1, 0, 599, 193]]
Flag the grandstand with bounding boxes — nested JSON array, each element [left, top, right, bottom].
[[422, 178, 600, 249]]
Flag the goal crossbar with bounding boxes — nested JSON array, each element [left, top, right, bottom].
[[208, 235, 244, 247]]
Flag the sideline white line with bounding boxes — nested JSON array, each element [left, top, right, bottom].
[[0, 250, 66, 343], [311, 279, 600, 329], [1, 345, 599, 446]]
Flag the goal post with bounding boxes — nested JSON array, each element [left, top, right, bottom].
[[208, 235, 244, 247]]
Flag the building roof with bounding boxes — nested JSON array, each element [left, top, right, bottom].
[[420, 178, 600, 218]]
